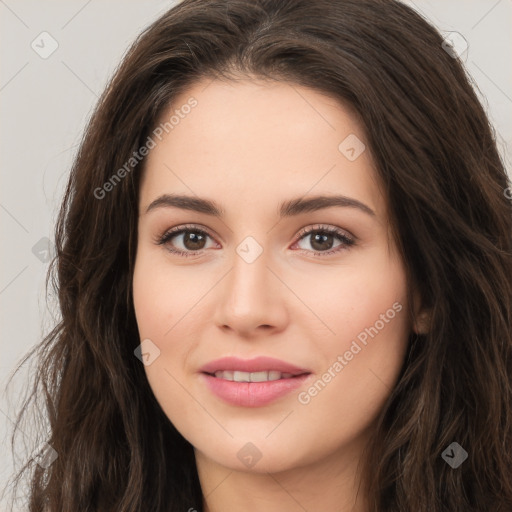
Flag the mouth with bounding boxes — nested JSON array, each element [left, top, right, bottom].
[[199, 356, 313, 407]]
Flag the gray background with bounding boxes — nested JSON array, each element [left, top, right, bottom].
[[1, 1, 511, 509]]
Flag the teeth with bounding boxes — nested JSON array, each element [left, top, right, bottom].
[[213, 370, 295, 382]]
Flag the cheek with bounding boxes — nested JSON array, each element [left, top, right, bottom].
[[132, 248, 197, 339], [302, 250, 411, 413], [132, 248, 203, 414], [304, 255, 410, 418], [297, 248, 410, 349]]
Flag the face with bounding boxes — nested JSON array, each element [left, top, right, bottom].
[[133, 77, 418, 475]]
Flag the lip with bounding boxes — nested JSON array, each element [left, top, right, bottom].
[[199, 356, 312, 407], [200, 372, 312, 407], [199, 356, 311, 376]]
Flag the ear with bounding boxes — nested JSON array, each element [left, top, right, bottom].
[[411, 288, 431, 335]]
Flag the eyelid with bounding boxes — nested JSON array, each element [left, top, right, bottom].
[[157, 223, 354, 242], [294, 223, 355, 242]]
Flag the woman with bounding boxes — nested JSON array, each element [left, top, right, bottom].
[[7, 0, 512, 510]]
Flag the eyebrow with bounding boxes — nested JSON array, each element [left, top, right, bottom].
[[145, 193, 376, 218]]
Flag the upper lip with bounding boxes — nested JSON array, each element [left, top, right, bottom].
[[200, 356, 311, 376]]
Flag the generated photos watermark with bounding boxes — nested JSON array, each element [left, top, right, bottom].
[[298, 301, 403, 405], [94, 96, 198, 200]]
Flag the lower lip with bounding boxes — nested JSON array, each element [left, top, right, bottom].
[[200, 372, 312, 407]]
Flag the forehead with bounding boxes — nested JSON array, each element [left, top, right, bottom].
[[139, 78, 387, 224]]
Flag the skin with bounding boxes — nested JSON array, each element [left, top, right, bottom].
[[132, 77, 427, 512]]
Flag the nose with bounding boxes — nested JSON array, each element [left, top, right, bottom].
[[213, 246, 289, 337]]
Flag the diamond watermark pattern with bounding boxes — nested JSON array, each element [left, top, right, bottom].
[[236, 236, 263, 264], [134, 338, 161, 366], [441, 31, 468, 60], [33, 442, 58, 469], [31, 237, 54, 263], [31, 31, 59, 59], [237, 442, 262, 468], [338, 134, 366, 161], [441, 442, 468, 468]]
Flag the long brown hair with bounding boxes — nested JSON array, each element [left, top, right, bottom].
[[5, 0, 512, 510]]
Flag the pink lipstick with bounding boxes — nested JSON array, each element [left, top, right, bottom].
[[199, 356, 312, 407]]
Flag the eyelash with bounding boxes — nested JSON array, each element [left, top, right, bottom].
[[155, 223, 356, 258]]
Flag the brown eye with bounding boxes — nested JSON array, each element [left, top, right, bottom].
[[308, 232, 336, 251], [292, 225, 355, 256], [156, 226, 216, 257], [177, 231, 207, 250]]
